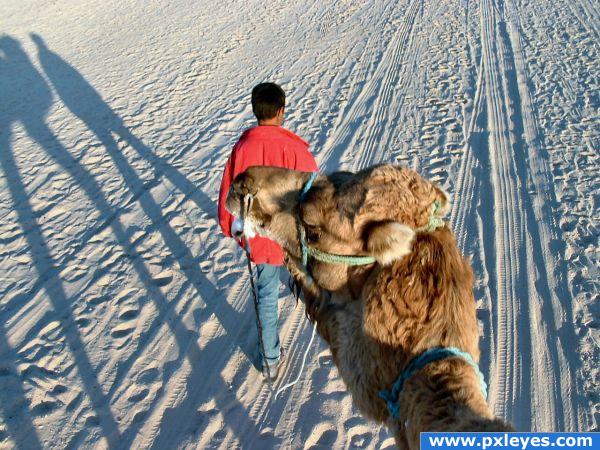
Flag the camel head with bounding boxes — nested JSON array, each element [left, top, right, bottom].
[[226, 165, 515, 444], [225, 164, 450, 293]]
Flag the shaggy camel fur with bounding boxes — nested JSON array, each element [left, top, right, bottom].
[[226, 164, 513, 449]]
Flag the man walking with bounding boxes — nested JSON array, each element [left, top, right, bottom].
[[217, 82, 318, 380]]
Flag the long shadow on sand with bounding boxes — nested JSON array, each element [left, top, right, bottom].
[[0, 34, 122, 448], [0, 322, 43, 450], [30, 36, 263, 447], [1, 34, 258, 448]]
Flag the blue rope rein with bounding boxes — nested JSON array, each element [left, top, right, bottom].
[[378, 347, 488, 420], [299, 172, 318, 266], [299, 172, 318, 202]]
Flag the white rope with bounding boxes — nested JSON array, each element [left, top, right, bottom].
[[274, 319, 318, 400]]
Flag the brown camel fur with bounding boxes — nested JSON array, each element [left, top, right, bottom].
[[225, 164, 513, 449]]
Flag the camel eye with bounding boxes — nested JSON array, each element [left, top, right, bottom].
[[300, 203, 320, 228], [304, 224, 321, 243]]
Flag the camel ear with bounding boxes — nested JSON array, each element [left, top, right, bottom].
[[232, 171, 258, 196], [434, 185, 451, 216], [366, 222, 415, 266]]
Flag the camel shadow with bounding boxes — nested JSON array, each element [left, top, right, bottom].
[[1, 34, 122, 448], [1, 34, 259, 448]]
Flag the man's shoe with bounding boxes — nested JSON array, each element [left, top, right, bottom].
[[262, 347, 285, 381], [262, 359, 280, 381]]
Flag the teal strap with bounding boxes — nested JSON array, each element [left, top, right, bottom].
[[300, 172, 318, 202], [300, 224, 375, 266], [415, 200, 445, 233], [308, 246, 376, 266], [298, 212, 375, 267], [379, 347, 488, 420]]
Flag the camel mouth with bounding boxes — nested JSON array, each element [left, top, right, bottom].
[[232, 216, 265, 239]]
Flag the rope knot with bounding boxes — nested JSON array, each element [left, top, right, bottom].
[[416, 199, 445, 233]]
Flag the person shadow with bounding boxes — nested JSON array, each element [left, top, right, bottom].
[[29, 29, 259, 365], [1, 34, 259, 448], [0, 34, 121, 448], [29, 33, 216, 219]]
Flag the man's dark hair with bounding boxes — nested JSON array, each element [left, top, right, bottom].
[[251, 82, 285, 121]]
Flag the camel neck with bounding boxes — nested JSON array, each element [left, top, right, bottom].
[[398, 360, 510, 447]]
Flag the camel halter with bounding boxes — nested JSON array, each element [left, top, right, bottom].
[[298, 173, 376, 267], [297, 173, 446, 267], [379, 346, 488, 420]]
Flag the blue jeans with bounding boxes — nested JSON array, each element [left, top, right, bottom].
[[255, 264, 281, 366]]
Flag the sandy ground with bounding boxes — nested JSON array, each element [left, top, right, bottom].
[[0, 0, 598, 448]]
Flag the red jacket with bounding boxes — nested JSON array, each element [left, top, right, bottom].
[[218, 125, 318, 265]]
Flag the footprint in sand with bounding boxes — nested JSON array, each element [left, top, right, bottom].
[[30, 399, 62, 417], [111, 322, 136, 339], [115, 287, 139, 304], [137, 367, 160, 385], [347, 426, 373, 449], [343, 417, 374, 449], [124, 384, 149, 403], [379, 437, 397, 449], [317, 349, 333, 367], [151, 269, 174, 286], [118, 308, 139, 321], [304, 423, 338, 449], [59, 263, 87, 283]]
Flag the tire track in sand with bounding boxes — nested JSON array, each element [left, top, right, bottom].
[[318, 0, 421, 171], [428, 0, 579, 432], [502, 0, 579, 430], [350, 0, 422, 171], [478, 0, 532, 427], [474, 0, 576, 429]]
